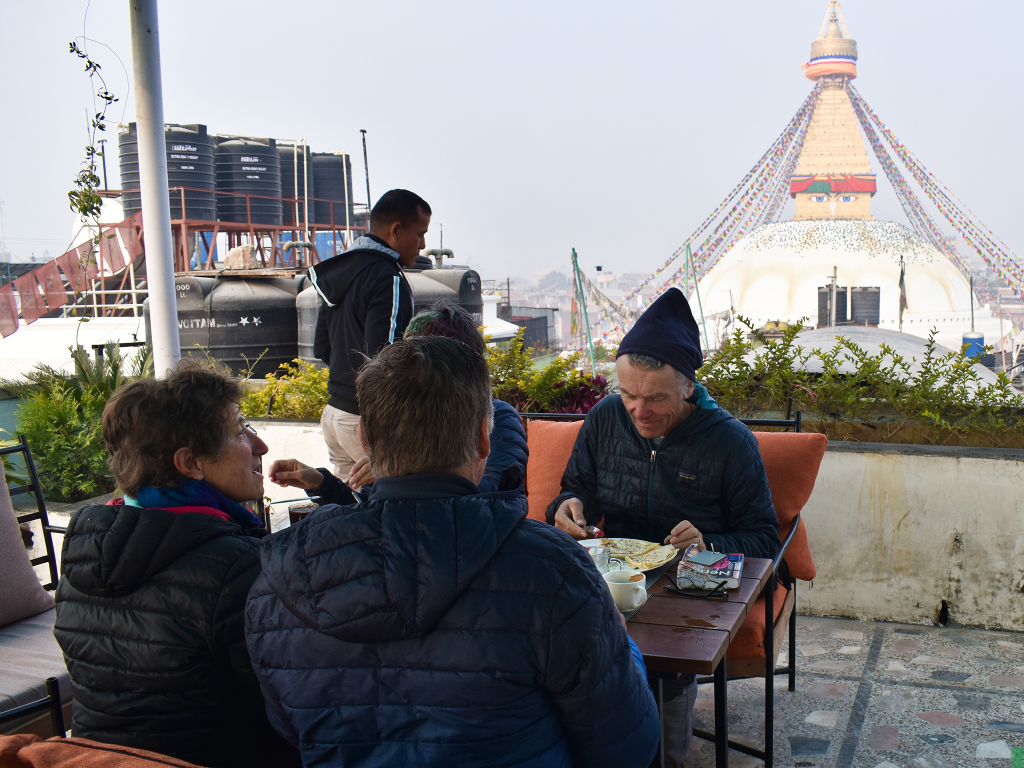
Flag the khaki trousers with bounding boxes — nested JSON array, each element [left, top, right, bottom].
[[320, 404, 367, 481]]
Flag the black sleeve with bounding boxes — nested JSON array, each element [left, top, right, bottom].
[[703, 430, 781, 559], [309, 468, 358, 506], [313, 302, 330, 364]]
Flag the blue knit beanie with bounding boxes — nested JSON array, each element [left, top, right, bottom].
[[616, 288, 703, 380]]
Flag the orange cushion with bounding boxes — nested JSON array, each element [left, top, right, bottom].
[[753, 432, 827, 581], [0, 734, 203, 767], [726, 581, 790, 662], [525, 420, 584, 521]]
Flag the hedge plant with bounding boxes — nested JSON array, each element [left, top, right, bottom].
[[2, 343, 154, 502], [699, 318, 1024, 447]]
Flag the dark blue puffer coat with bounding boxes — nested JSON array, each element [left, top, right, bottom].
[[245, 474, 660, 768], [481, 398, 529, 493], [546, 393, 780, 558]]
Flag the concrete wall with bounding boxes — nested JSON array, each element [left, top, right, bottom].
[[800, 442, 1024, 631], [250, 419, 1024, 631]]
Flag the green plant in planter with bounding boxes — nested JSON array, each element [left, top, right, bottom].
[[239, 359, 329, 420], [1, 343, 154, 502], [699, 317, 1024, 447], [488, 329, 609, 413]]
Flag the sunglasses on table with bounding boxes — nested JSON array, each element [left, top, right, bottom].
[[663, 577, 730, 600]]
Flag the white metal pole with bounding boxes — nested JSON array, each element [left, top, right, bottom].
[[129, 0, 180, 377]]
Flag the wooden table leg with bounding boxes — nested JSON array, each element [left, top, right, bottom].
[[714, 658, 729, 768]]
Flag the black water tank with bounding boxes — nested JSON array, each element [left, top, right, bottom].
[[215, 138, 282, 225], [850, 287, 880, 326], [421, 269, 483, 323], [311, 153, 354, 228], [207, 279, 297, 377], [817, 286, 848, 327], [278, 144, 315, 225], [119, 123, 216, 221], [142, 275, 218, 358], [406, 273, 458, 315]]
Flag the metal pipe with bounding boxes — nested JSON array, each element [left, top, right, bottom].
[[302, 138, 310, 248], [343, 152, 351, 250], [129, 0, 180, 376], [292, 143, 300, 230], [360, 130, 372, 213]]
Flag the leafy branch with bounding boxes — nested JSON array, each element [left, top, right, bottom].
[[699, 317, 1024, 447], [68, 40, 118, 221]]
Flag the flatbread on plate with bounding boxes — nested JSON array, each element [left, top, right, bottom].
[[600, 538, 658, 558], [625, 544, 679, 571]]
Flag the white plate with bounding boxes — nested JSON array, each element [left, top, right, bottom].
[[578, 538, 602, 548]]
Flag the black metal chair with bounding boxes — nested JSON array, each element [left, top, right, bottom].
[[2, 434, 66, 590], [0, 677, 66, 738], [2, 435, 70, 738]]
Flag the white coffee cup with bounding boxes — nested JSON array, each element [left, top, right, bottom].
[[603, 569, 647, 612]]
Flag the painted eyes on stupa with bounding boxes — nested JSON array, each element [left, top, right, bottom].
[[809, 194, 857, 203]]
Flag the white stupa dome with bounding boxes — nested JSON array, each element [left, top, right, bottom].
[[691, 219, 998, 350]]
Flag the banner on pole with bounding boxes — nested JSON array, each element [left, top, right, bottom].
[[117, 211, 144, 259], [56, 247, 87, 293], [13, 273, 46, 324], [0, 284, 18, 337], [36, 260, 67, 310], [99, 229, 126, 273]]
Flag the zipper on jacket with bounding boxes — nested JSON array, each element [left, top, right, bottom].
[[646, 442, 657, 542]]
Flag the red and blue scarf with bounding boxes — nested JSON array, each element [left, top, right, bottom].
[[121, 478, 263, 529]]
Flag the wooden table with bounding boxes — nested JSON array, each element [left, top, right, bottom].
[[627, 557, 772, 768]]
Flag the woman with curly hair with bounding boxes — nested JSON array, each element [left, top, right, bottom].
[[54, 360, 298, 768]]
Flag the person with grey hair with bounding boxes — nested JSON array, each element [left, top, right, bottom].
[[245, 336, 660, 768], [545, 287, 780, 767]]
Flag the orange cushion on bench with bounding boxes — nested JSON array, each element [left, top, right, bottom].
[[0, 734, 203, 767], [727, 581, 790, 663], [753, 432, 826, 582], [525, 420, 584, 521]]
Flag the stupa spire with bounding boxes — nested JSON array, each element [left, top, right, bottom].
[[804, 0, 859, 81], [790, 1, 876, 220]]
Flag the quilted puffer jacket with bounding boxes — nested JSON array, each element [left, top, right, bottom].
[[246, 474, 660, 768], [545, 394, 780, 558], [54, 504, 297, 768]]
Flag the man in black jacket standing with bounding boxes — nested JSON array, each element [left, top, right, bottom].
[[310, 189, 430, 483], [545, 287, 780, 767]]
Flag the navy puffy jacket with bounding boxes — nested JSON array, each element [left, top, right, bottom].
[[545, 393, 780, 557], [246, 474, 660, 768]]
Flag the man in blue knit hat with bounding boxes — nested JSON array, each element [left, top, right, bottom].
[[545, 287, 779, 766]]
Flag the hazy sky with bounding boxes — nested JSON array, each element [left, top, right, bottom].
[[2, 0, 1022, 283]]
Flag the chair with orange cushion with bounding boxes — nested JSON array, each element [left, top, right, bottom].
[[696, 430, 827, 768], [523, 417, 585, 522], [523, 414, 826, 768]]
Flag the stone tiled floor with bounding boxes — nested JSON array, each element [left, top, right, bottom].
[[685, 615, 1024, 767]]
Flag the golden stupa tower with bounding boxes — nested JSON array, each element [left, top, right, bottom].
[[790, 1, 877, 221]]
